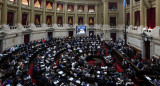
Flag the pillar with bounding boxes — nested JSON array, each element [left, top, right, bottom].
[[2, 0, 7, 25], [156, 0, 160, 26], [130, 0, 133, 26], [103, 0, 109, 25], [84, 4, 88, 25], [95, 4, 98, 25], [54, 2, 57, 25], [64, 3, 67, 25], [17, 0, 22, 24], [30, 0, 35, 24], [42, 0, 46, 24], [140, 0, 144, 27], [74, 4, 78, 25]]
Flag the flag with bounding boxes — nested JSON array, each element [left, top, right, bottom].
[[124, 0, 126, 7]]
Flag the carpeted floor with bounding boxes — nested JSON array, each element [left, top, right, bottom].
[[28, 63, 36, 83], [114, 62, 124, 72]]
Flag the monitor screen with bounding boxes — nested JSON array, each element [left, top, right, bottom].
[[76, 26, 86, 34]]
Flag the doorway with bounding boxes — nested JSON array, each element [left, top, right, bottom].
[[48, 32, 53, 38], [111, 33, 116, 42], [68, 31, 73, 37], [145, 40, 150, 60], [89, 31, 94, 37], [24, 34, 30, 44]]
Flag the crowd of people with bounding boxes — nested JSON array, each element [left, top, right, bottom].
[[32, 36, 134, 86], [1, 35, 159, 86], [106, 38, 160, 86]]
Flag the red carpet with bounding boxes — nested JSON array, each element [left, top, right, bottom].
[[88, 60, 96, 66], [56, 59, 59, 68], [114, 63, 124, 72], [28, 63, 36, 83], [101, 61, 104, 66]]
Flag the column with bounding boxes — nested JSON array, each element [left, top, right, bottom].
[[103, 1, 109, 25], [42, 0, 46, 25], [123, 1, 125, 25], [54, 2, 57, 25], [95, 4, 98, 25], [140, 0, 144, 27], [64, 3, 67, 25], [17, 0, 22, 24], [102, 0, 109, 40], [2, 0, 7, 25], [130, 0, 133, 26], [156, 0, 160, 26], [74, 4, 78, 25], [84, 4, 88, 25], [30, 0, 35, 24]]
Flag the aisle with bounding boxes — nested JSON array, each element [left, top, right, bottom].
[[28, 63, 36, 83]]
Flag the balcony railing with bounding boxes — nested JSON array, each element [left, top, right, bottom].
[[46, 9, 53, 11], [35, 7, 42, 10], [10, 26, 17, 30], [146, 29, 152, 33], [47, 25, 53, 27], [57, 24, 63, 27], [89, 25, 94, 27], [22, 4, 30, 8], [23, 25, 30, 29], [68, 24, 73, 27], [8, 0, 16, 5], [109, 9, 117, 11], [110, 26, 116, 29], [35, 25, 42, 28], [132, 26, 138, 30]]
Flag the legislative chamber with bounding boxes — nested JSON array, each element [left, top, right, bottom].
[[0, 0, 160, 86]]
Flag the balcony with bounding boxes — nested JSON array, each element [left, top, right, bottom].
[[9, 26, 17, 30], [22, 4, 30, 8], [57, 24, 63, 27], [46, 9, 53, 11], [47, 25, 53, 27], [23, 25, 30, 29], [8, 0, 16, 5], [68, 24, 73, 27], [35, 7, 42, 10], [56, 10, 64, 13], [89, 25, 94, 28], [109, 9, 117, 11], [110, 26, 117, 29], [109, 9, 118, 14], [35, 25, 42, 28]]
